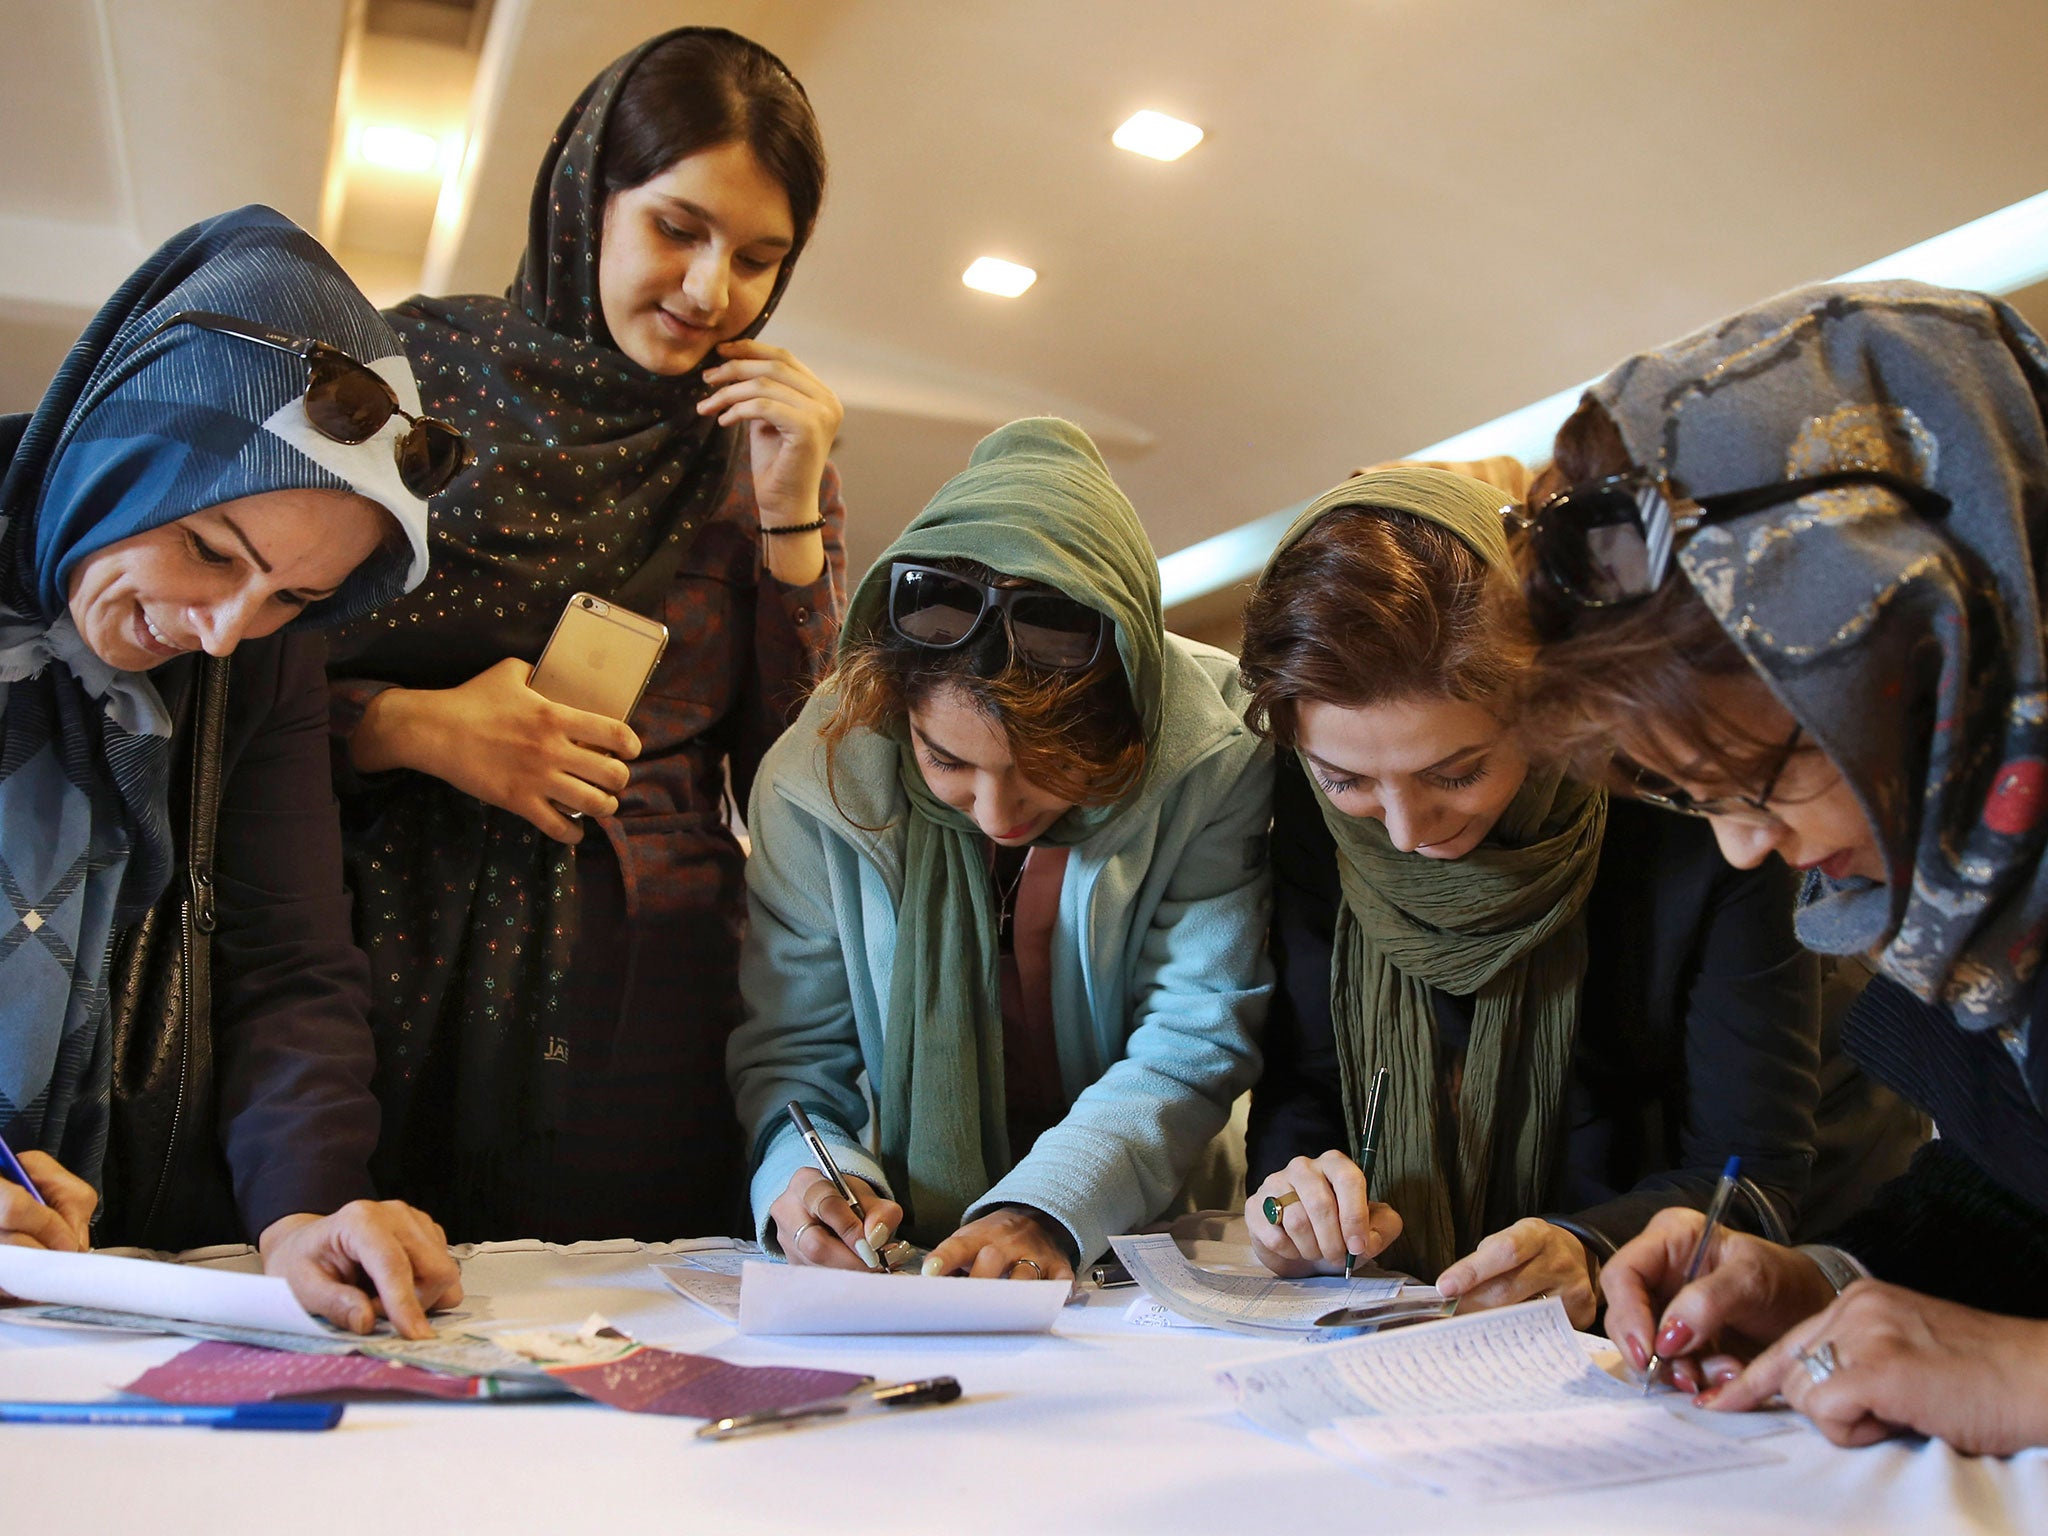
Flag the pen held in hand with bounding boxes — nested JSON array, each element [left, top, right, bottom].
[[784, 1099, 888, 1271], [1346, 1065, 1391, 1280], [1641, 1154, 1743, 1395], [0, 1129, 48, 1208]]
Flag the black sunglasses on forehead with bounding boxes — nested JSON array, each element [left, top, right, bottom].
[[887, 562, 1109, 670], [1525, 467, 1951, 641], [150, 309, 470, 499]]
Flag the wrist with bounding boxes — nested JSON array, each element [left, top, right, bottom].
[[258, 1212, 319, 1258], [351, 686, 431, 774], [756, 492, 822, 531]]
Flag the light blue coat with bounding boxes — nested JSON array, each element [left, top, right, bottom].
[[728, 635, 1273, 1264]]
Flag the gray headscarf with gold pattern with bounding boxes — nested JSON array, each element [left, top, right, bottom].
[[1588, 281, 2048, 1083]]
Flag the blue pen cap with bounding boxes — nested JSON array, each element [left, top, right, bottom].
[[1720, 1155, 1742, 1181], [220, 1402, 345, 1431]]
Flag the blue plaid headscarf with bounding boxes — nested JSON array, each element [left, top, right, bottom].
[[0, 204, 431, 1182]]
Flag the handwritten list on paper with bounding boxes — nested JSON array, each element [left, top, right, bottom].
[[1213, 1297, 1781, 1499]]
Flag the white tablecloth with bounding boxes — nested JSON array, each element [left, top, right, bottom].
[[2, 1242, 2043, 1535]]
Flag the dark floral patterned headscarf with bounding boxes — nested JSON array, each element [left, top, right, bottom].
[[1589, 281, 2048, 1068], [331, 26, 815, 682]]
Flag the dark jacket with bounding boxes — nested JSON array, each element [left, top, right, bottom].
[[1250, 754, 1840, 1259], [160, 633, 381, 1238], [1821, 975, 2048, 1316]]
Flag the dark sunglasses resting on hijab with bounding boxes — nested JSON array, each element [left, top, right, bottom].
[[0, 204, 460, 1338], [1535, 280, 2048, 1457]]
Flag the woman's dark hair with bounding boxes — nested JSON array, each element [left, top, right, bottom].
[[1520, 400, 1790, 787], [818, 560, 1146, 814], [601, 29, 827, 253], [1238, 503, 1533, 749]]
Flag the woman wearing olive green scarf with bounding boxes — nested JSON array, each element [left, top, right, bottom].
[[1234, 467, 1910, 1327], [728, 418, 1272, 1279]]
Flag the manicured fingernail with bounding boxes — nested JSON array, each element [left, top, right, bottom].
[[1693, 1386, 1722, 1408], [867, 1219, 891, 1247], [920, 1256, 943, 1277], [1713, 1364, 1740, 1385], [1625, 1334, 1648, 1370], [1656, 1319, 1694, 1354], [854, 1238, 880, 1269]]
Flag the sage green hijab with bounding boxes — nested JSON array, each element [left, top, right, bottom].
[[1263, 467, 1607, 1278], [840, 418, 1164, 1242]]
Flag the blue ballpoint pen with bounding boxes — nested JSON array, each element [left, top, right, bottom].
[[0, 1401, 343, 1431], [0, 1127, 48, 1207], [1641, 1154, 1743, 1394]]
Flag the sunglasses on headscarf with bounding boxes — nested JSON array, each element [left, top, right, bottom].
[[151, 309, 471, 499], [888, 562, 1109, 670], [1524, 468, 1950, 641]]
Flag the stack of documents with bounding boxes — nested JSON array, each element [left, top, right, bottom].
[[1107, 1232, 1439, 1335], [1215, 1297, 1789, 1501]]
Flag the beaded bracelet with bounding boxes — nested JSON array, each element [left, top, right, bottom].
[[760, 517, 826, 536]]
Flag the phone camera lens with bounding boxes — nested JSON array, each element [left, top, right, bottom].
[[581, 596, 595, 610]]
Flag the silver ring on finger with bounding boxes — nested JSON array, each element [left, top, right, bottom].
[[1010, 1258, 1044, 1280], [789, 1220, 823, 1251], [1794, 1339, 1840, 1384]]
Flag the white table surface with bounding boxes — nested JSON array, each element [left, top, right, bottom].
[[2, 1241, 2043, 1536]]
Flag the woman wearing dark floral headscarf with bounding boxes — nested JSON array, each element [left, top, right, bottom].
[[1521, 280, 2048, 1453], [327, 29, 845, 1242], [0, 204, 460, 1336]]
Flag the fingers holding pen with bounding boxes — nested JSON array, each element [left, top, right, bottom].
[[773, 1170, 900, 1270]]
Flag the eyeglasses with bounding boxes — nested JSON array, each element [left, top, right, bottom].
[[887, 562, 1109, 670], [1525, 468, 1949, 641], [152, 309, 470, 499], [1618, 722, 1804, 824]]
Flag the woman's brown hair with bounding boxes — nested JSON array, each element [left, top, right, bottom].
[[1519, 400, 1795, 788], [1238, 501, 1532, 749], [818, 560, 1146, 813]]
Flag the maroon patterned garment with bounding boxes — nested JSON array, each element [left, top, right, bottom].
[[325, 30, 844, 1242]]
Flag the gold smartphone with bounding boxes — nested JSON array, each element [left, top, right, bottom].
[[529, 592, 669, 723]]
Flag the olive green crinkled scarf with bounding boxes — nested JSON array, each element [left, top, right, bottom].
[[1266, 468, 1607, 1278], [844, 418, 1165, 1243]]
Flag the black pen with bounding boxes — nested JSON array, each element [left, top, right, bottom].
[[785, 1099, 887, 1271], [1346, 1066, 1390, 1280], [696, 1377, 963, 1440]]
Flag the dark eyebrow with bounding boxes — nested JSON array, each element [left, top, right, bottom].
[[1302, 751, 1367, 782], [651, 194, 794, 251], [215, 512, 340, 601], [1424, 743, 1489, 774]]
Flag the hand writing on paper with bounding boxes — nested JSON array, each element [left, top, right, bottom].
[[920, 1207, 1074, 1281], [349, 658, 639, 844], [772, 1169, 902, 1271], [260, 1200, 464, 1341], [1600, 1207, 1834, 1394], [1437, 1219, 1599, 1329], [1246, 1151, 1402, 1277], [1701, 1280, 2048, 1453], [0, 1152, 94, 1252]]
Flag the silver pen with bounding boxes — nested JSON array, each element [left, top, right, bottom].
[[1642, 1155, 1743, 1394], [696, 1376, 963, 1440], [785, 1099, 887, 1270]]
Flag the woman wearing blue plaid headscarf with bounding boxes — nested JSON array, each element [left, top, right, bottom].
[[0, 205, 460, 1339]]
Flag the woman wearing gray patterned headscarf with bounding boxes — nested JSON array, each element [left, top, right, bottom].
[[1520, 280, 2048, 1454]]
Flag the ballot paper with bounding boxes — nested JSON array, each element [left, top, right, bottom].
[[654, 1263, 744, 1323], [0, 1245, 329, 1338], [1215, 1297, 1634, 1436], [736, 1259, 1069, 1335], [1107, 1232, 1405, 1336], [1217, 1299, 1784, 1499], [1315, 1401, 1781, 1501]]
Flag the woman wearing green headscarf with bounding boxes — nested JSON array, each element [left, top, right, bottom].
[[1235, 467, 1923, 1326], [727, 418, 1271, 1278]]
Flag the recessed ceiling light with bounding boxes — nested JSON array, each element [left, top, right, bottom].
[[963, 257, 1037, 298], [356, 124, 444, 174], [1112, 110, 1204, 162]]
